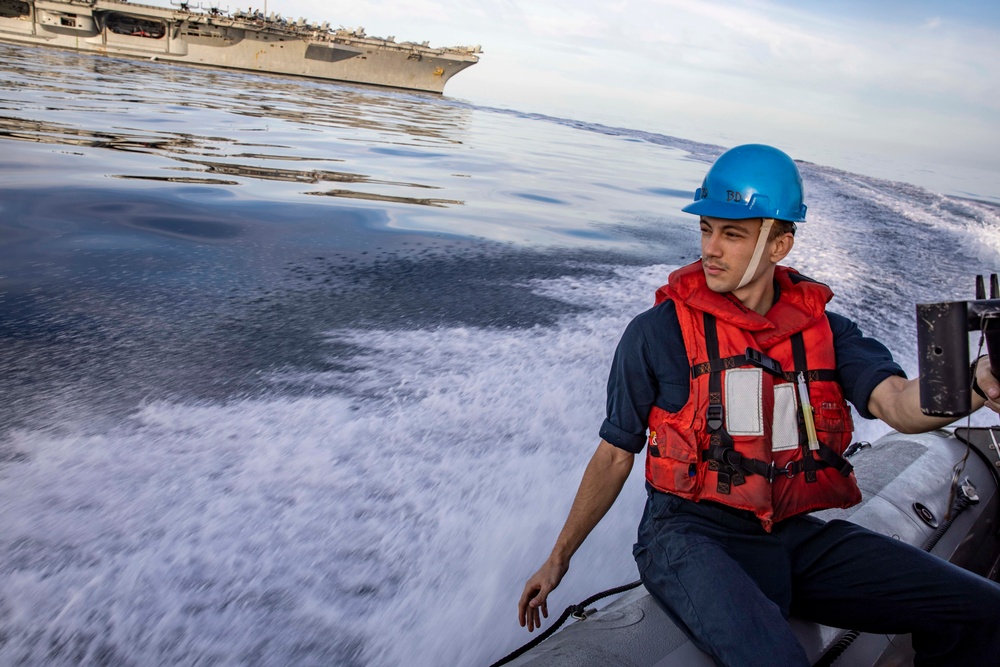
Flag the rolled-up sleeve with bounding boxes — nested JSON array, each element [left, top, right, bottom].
[[600, 316, 655, 453], [828, 311, 906, 419], [600, 302, 691, 453]]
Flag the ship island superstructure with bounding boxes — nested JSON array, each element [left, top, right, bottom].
[[0, 0, 481, 93]]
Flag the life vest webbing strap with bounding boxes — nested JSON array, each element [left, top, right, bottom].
[[791, 332, 809, 377], [703, 444, 772, 480], [703, 442, 846, 483], [783, 369, 838, 383], [790, 333, 820, 482], [702, 313, 743, 493], [816, 443, 855, 477], [703, 312, 724, 430], [693, 362, 836, 383], [692, 355, 748, 379]]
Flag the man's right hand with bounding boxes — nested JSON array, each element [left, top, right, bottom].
[[515, 440, 634, 632], [974, 355, 1000, 413], [517, 558, 568, 632]]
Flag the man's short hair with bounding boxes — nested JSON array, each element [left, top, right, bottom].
[[769, 220, 797, 240]]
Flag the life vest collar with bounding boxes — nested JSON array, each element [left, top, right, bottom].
[[656, 262, 833, 348]]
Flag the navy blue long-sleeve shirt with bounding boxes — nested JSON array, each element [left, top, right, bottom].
[[599, 298, 905, 454]]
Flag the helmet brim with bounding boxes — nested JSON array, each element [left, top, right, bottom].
[[682, 196, 806, 223]]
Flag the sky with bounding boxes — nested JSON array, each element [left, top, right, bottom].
[[148, 0, 1000, 198]]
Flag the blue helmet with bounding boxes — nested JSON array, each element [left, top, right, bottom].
[[682, 144, 807, 222]]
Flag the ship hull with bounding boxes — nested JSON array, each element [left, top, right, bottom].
[[0, 0, 479, 93]]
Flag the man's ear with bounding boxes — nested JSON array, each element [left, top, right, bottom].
[[770, 233, 794, 263]]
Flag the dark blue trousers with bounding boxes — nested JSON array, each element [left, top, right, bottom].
[[633, 489, 1000, 667]]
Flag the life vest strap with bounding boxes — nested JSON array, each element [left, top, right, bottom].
[[788, 369, 839, 383], [815, 442, 855, 477], [692, 359, 837, 383], [692, 355, 748, 379], [703, 313, 742, 494], [702, 442, 853, 482], [790, 332, 818, 482]]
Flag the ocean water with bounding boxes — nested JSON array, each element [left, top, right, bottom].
[[2, 43, 1000, 666]]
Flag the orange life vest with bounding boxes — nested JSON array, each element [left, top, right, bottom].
[[645, 262, 862, 531]]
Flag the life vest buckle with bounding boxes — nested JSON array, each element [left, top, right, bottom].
[[706, 404, 724, 431], [764, 461, 797, 483]]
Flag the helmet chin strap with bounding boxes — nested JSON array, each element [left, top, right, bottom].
[[735, 218, 775, 290]]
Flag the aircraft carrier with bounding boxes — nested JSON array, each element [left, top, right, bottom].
[[0, 0, 481, 93]]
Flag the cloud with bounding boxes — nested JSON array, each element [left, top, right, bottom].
[[170, 1, 999, 172]]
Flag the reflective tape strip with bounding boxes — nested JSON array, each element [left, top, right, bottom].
[[771, 383, 800, 452], [724, 368, 764, 436]]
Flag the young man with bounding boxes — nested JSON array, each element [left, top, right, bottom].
[[517, 145, 1000, 665]]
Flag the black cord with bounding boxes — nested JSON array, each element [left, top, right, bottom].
[[487, 580, 642, 667]]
